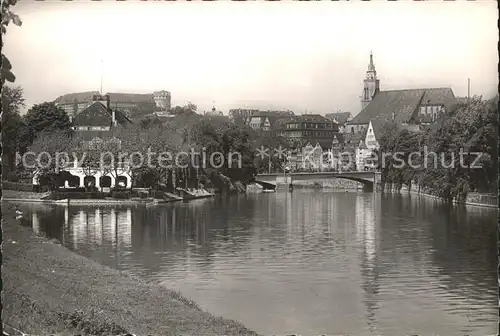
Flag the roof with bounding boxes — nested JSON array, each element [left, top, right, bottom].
[[343, 130, 367, 144], [105, 92, 155, 103], [54, 91, 100, 104], [369, 118, 386, 141], [324, 112, 351, 125], [54, 91, 157, 105], [73, 102, 132, 128], [250, 110, 295, 118], [288, 114, 335, 124], [350, 88, 456, 125], [251, 114, 292, 128]]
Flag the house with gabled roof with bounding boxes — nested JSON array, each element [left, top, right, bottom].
[[277, 114, 339, 150], [247, 110, 294, 131], [324, 112, 352, 133], [72, 94, 132, 141], [42, 94, 135, 191]]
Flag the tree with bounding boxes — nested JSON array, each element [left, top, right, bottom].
[[27, 130, 75, 190], [378, 95, 498, 199], [1, 85, 24, 174], [229, 109, 253, 126], [252, 130, 289, 173], [1, 0, 22, 85], [169, 103, 197, 116], [19, 102, 73, 152]]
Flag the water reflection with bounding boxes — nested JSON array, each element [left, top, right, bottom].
[[13, 190, 497, 336]]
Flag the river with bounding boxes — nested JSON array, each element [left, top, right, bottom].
[[17, 190, 498, 336]]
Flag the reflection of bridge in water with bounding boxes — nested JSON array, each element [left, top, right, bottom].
[[254, 171, 382, 192]]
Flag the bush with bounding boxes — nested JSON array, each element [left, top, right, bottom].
[[47, 192, 105, 200], [2, 181, 33, 192], [110, 191, 131, 199], [4, 171, 20, 182]]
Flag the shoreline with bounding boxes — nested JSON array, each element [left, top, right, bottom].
[[2, 205, 259, 336], [1, 189, 215, 206], [393, 187, 498, 209]]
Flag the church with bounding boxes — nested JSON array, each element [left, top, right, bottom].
[[337, 53, 457, 167], [345, 53, 457, 137]]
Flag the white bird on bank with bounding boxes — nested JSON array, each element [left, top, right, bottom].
[[15, 209, 23, 220]]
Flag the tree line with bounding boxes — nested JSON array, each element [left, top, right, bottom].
[[377, 95, 498, 201], [2, 85, 285, 192]]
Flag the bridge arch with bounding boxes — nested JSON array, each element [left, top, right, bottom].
[[254, 172, 378, 192]]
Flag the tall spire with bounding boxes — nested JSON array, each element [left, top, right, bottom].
[[368, 51, 375, 72]]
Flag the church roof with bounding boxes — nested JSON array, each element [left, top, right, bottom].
[[350, 88, 456, 125], [369, 118, 386, 141]]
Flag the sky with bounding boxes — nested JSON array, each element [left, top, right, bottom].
[[5, 1, 498, 115]]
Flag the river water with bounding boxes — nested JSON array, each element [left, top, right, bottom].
[[17, 190, 498, 335]]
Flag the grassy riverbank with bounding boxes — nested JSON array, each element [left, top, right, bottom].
[[2, 204, 259, 336]]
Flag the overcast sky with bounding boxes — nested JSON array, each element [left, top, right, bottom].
[[5, 1, 498, 115]]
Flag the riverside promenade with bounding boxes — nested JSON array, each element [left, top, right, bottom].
[[2, 204, 258, 336]]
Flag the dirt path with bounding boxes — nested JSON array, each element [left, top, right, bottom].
[[2, 204, 260, 336]]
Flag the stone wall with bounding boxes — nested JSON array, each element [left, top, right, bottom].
[[399, 183, 497, 208], [293, 179, 363, 189]]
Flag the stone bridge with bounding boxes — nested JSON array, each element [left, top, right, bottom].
[[253, 171, 382, 192]]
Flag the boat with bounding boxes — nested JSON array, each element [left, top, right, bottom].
[[262, 189, 276, 193], [176, 188, 215, 200]]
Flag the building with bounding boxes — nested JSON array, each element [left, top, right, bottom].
[[228, 108, 260, 124], [277, 114, 339, 149], [287, 141, 329, 172], [229, 109, 294, 130], [33, 94, 134, 190], [153, 90, 172, 111], [53, 94, 134, 189], [324, 111, 352, 133], [72, 94, 132, 139], [346, 87, 457, 134], [247, 110, 294, 131], [54, 90, 170, 119], [54, 91, 100, 117], [345, 53, 457, 135], [360, 52, 380, 111]]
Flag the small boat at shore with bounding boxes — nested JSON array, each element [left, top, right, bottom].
[[262, 189, 276, 193]]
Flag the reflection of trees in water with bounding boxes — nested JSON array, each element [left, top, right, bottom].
[[360, 252, 380, 333], [24, 205, 66, 242], [425, 201, 497, 302], [380, 194, 497, 308]]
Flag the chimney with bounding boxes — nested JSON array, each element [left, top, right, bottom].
[[104, 94, 116, 126]]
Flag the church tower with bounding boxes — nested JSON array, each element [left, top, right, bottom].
[[360, 52, 380, 110]]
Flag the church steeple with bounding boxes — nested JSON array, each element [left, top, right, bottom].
[[368, 51, 375, 72], [360, 52, 380, 111]]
